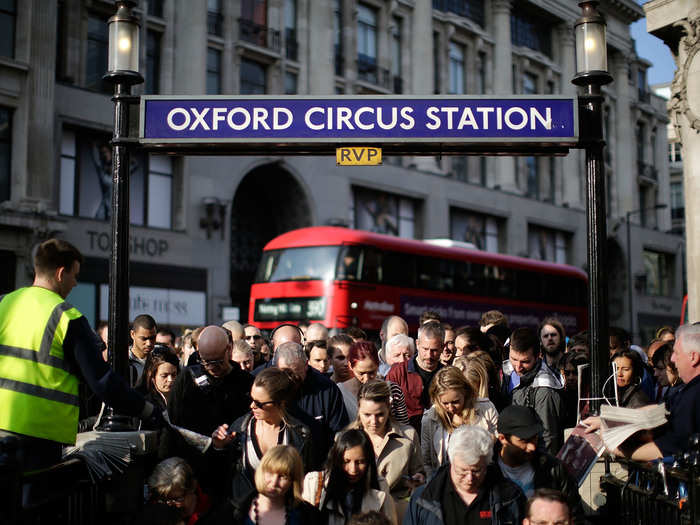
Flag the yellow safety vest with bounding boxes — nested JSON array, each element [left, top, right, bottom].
[[0, 286, 83, 444]]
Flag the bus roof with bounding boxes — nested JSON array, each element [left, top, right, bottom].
[[264, 227, 587, 280]]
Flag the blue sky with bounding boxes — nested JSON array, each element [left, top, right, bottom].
[[630, 3, 676, 86]]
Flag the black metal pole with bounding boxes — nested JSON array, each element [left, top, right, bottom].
[[97, 81, 137, 431], [579, 86, 609, 414]]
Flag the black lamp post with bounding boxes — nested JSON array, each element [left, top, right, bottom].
[[97, 0, 143, 431], [572, 0, 613, 414], [626, 204, 668, 340]]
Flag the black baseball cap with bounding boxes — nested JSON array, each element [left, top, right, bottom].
[[497, 405, 543, 439]]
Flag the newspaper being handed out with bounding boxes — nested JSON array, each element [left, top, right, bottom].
[[599, 404, 668, 452], [162, 411, 213, 453]]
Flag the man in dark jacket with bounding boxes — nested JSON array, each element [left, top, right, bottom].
[[502, 328, 564, 454], [165, 325, 254, 502], [405, 425, 525, 525], [495, 406, 584, 524], [274, 341, 348, 469]]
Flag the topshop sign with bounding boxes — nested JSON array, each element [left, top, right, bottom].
[[140, 96, 578, 145]]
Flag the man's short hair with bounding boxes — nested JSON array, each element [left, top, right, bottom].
[[345, 326, 367, 340], [157, 328, 176, 340], [232, 339, 253, 357], [348, 511, 392, 525], [419, 310, 441, 325], [509, 327, 538, 356], [328, 334, 353, 358], [132, 314, 157, 332], [609, 326, 631, 346], [417, 320, 445, 343], [386, 333, 414, 354], [447, 425, 493, 465], [525, 488, 570, 519], [675, 324, 700, 355], [479, 310, 508, 328], [272, 341, 307, 366], [567, 332, 589, 352], [34, 238, 83, 276]]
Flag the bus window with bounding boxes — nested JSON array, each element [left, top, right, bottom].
[[337, 246, 362, 280], [254, 246, 340, 282], [381, 250, 416, 287], [361, 247, 382, 283], [516, 270, 543, 303], [416, 256, 455, 291]]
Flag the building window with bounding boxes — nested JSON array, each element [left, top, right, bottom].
[[147, 155, 173, 229], [240, 58, 266, 94], [637, 69, 648, 101], [433, 32, 441, 94], [148, 0, 165, 18], [671, 181, 684, 221], [285, 0, 297, 60], [206, 48, 221, 94], [208, 0, 223, 36], [525, 157, 538, 199], [511, 10, 551, 56], [59, 128, 173, 227], [448, 42, 465, 94], [668, 142, 682, 163], [643, 250, 672, 296], [351, 187, 417, 239], [477, 51, 486, 94], [432, 0, 485, 26], [636, 123, 645, 164], [145, 30, 161, 94], [528, 225, 568, 263], [86, 14, 110, 93], [357, 4, 378, 84], [1, 0, 16, 58], [522, 72, 537, 94], [450, 208, 500, 252], [391, 17, 402, 93], [0, 106, 11, 203], [651, 129, 657, 166], [284, 71, 297, 94], [334, 0, 343, 76]]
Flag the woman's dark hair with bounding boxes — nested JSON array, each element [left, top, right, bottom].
[[139, 345, 180, 395], [253, 367, 298, 412], [561, 351, 589, 370], [610, 349, 644, 383], [347, 341, 379, 368], [651, 342, 677, 373], [323, 429, 380, 512]]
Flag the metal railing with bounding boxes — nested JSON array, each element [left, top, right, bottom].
[[600, 457, 699, 525], [432, 0, 485, 26], [238, 18, 281, 52], [357, 54, 392, 90], [207, 11, 223, 36]]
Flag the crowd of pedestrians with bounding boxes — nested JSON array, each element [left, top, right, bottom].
[[3, 239, 700, 525], [103, 306, 700, 525]]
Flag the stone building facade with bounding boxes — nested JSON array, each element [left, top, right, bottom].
[[0, 0, 684, 343]]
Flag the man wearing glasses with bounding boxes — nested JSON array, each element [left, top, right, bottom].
[[165, 325, 254, 504], [243, 323, 264, 366]]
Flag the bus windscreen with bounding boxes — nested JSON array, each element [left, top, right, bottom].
[[254, 246, 340, 282]]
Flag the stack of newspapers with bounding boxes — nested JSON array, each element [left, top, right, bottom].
[[63, 432, 132, 482], [599, 404, 668, 452]]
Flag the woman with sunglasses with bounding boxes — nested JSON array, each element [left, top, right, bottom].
[[337, 341, 410, 425], [229, 367, 312, 501], [420, 367, 492, 478], [137, 345, 180, 429], [302, 429, 397, 525]]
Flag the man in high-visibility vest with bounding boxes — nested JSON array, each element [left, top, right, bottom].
[[0, 238, 163, 474]]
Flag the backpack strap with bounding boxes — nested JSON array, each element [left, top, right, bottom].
[[314, 472, 324, 507]]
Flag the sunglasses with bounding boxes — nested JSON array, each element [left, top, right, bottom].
[[201, 358, 226, 369], [246, 335, 262, 340], [251, 399, 277, 409]]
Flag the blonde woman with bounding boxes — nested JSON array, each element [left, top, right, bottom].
[[453, 356, 498, 435], [420, 367, 493, 477], [206, 445, 321, 525]]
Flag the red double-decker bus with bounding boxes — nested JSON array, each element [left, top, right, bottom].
[[248, 226, 588, 335]]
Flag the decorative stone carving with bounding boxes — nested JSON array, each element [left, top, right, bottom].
[[670, 16, 700, 132]]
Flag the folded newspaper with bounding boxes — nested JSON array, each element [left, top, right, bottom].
[[63, 432, 132, 483], [599, 404, 668, 452]]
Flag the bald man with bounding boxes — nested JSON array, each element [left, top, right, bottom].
[[166, 325, 253, 502], [222, 319, 245, 341], [305, 323, 329, 343]]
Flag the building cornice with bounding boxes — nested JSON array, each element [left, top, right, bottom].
[[603, 0, 645, 24]]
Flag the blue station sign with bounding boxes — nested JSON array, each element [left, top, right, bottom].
[[139, 95, 578, 152]]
